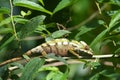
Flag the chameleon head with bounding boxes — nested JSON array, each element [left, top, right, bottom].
[[71, 40, 93, 57], [79, 41, 93, 55]]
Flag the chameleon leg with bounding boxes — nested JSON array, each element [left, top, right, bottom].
[[41, 51, 47, 56], [69, 49, 81, 58]]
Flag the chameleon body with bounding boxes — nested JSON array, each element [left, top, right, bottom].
[[0, 38, 93, 66], [25, 38, 93, 57]]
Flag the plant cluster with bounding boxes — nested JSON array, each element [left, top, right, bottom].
[[0, 0, 120, 80]]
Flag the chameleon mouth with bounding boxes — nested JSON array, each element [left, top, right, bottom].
[[75, 49, 93, 58]]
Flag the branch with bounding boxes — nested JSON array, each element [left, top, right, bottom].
[[44, 59, 120, 68], [92, 54, 119, 59], [0, 54, 119, 67], [8, 57, 120, 71]]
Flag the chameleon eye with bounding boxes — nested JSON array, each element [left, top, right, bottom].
[[79, 41, 93, 55], [79, 41, 90, 49]]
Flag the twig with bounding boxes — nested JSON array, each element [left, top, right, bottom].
[[9, 0, 18, 40], [44, 59, 84, 67], [95, 1, 102, 14], [92, 54, 119, 58]]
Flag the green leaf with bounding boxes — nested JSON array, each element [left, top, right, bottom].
[[90, 10, 120, 48], [0, 17, 11, 27], [22, 54, 30, 60], [35, 25, 47, 32], [75, 26, 95, 40], [38, 0, 44, 6], [0, 28, 13, 34], [90, 73, 99, 80], [20, 10, 32, 17], [53, 0, 71, 14], [45, 37, 54, 42], [21, 11, 26, 17], [45, 54, 68, 66], [0, 77, 2, 80], [90, 10, 120, 51], [35, 25, 51, 35], [0, 15, 22, 27], [14, 17, 29, 24], [38, 66, 68, 80], [46, 23, 56, 28], [115, 48, 120, 53], [0, 7, 10, 14], [39, 66, 63, 80], [10, 62, 24, 69], [13, 0, 52, 15], [90, 29, 108, 48], [109, 10, 120, 29], [39, 66, 59, 72], [110, 0, 120, 6], [97, 0, 104, 3], [46, 71, 64, 80], [0, 35, 15, 49], [60, 67, 69, 80], [98, 20, 105, 25], [18, 15, 46, 39], [52, 30, 71, 38], [20, 58, 45, 80], [86, 60, 100, 69]]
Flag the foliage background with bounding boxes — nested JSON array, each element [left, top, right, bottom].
[[0, 0, 120, 80]]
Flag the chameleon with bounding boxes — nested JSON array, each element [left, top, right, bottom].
[[0, 38, 93, 67]]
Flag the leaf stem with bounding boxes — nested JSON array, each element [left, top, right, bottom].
[[9, 0, 19, 40]]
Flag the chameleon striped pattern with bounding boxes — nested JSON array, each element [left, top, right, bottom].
[[25, 38, 93, 57], [0, 38, 93, 67]]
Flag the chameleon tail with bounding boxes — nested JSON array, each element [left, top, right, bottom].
[[0, 57, 22, 67], [24, 46, 44, 56]]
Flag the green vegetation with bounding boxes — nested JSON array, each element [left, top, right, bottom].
[[0, 0, 120, 80]]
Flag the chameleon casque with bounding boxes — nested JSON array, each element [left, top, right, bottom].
[[0, 38, 93, 66]]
